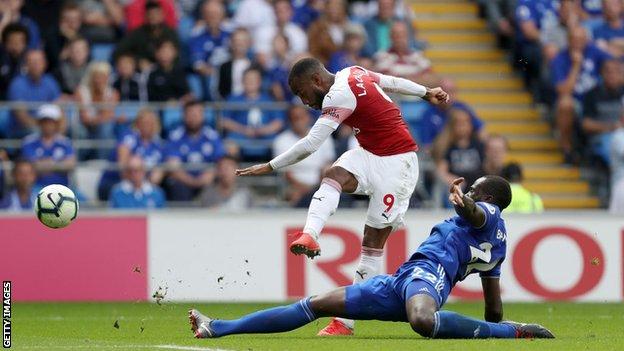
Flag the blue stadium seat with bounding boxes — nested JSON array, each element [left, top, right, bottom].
[[187, 74, 204, 101], [0, 107, 10, 138], [115, 103, 143, 138], [90, 44, 115, 63]]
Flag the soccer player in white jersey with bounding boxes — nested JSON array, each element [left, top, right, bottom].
[[236, 57, 449, 335]]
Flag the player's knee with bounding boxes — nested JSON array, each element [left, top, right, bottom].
[[322, 167, 357, 192], [408, 311, 435, 337]]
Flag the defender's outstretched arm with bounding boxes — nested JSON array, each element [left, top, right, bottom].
[[448, 177, 487, 228]]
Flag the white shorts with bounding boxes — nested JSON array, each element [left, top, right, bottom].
[[333, 147, 419, 230]]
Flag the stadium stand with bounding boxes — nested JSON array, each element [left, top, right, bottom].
[[0, 0, 622, 211]]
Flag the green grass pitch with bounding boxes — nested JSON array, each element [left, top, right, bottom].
[[12, 302, 624, 350]]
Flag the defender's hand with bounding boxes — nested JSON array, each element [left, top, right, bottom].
[[235, 163, 273, 176], [449, 177, 465, 207], [424, 87, 450, 105]]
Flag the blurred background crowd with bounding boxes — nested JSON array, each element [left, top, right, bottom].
[[0, 0, 622, 212]]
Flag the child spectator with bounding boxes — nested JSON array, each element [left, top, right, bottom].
[[215, 28, 253, 100], [54, 37, 90, 96], [21, 104, 76, 187], [147, 39, 191, 102], [255, 0, 307, 66], [222, 67, 285, 161], [112, 53, 146, 102], [109, 155, 166, 209], [268, 33, 294, 102]]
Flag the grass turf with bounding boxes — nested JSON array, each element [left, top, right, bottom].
[[12, 302, 624, 351]]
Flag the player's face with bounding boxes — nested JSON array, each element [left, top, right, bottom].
[[466, 177, 491, 203], [290, 77, 326, 110]]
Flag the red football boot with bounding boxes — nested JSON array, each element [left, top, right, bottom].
[[289, 232, 321, 258], [317, 318, 353, 336]]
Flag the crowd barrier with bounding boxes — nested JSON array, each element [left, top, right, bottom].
[[2, 210, 621, 302]]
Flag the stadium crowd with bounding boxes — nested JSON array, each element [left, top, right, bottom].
[[0, 0, 622, 212]]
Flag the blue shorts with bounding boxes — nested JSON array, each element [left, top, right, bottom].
[[344, 259, 451, 322]]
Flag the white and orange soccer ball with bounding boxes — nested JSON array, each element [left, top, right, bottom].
[[35, 184, 79, 229]]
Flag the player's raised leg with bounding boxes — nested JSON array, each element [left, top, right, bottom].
[[320, 225, 390, 335], [290, 165, 359, 258]]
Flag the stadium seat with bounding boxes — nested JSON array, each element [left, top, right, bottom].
[[0, 107, 10, 138], [90, 44, 115, 63]]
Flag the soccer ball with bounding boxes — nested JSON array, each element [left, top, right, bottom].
[[35, 184, 79, 229]]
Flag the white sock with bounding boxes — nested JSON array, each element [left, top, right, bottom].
[[335, 246, 384, 330], [303, 178, 342, 241]]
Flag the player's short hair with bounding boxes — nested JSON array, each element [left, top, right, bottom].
[[480, 175, 512, 210], [288, 57, 323, 86]]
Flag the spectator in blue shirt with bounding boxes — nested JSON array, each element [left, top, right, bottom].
[[97, 108, 165, 201], [581, 60, 624, 164], [222, 67, 285, 161], [189, 0, 231, 100], [415, 79, 486, 148], [268, 33, 294, 102], [0, 159, 37, 211], [551, 25, 612, 162], [514, 0, 558, 89], [110, 155, 166, 209], [0, 0, 41, 49], [292, 0, 321, 29], [21, 104, 76, 187], [7, 50, 61, 138], [164, 100, 225, 201], [592, 0, 624, 59]]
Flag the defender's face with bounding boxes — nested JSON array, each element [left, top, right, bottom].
[[466, 177, 489, 203], [290, 77, 326, 110]]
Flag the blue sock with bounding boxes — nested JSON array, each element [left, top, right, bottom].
[[433, 311, 517, 339], [211, 298, 316, 337]]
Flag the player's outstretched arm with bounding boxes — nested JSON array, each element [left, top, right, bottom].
[[374, 72, 450, 105], [237, 121, 335, 177], [448, 177, 486, 228], [482, 277, 503, 322]]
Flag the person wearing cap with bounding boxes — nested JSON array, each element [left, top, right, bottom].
[[500, 162, 544, 213], [20, 104, 76, 187]]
